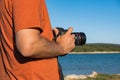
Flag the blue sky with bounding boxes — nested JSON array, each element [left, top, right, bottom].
[[46, 0, 120, 44]]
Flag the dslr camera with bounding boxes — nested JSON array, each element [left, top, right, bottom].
[[53, 27, 86, 46]]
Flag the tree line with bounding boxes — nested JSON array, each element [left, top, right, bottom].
[[72, 43, 120, 52]]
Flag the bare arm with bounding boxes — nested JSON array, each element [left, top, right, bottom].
[[16, 28, 75, 59]]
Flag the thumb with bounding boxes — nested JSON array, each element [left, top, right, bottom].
[[65, 27, 73, 35]]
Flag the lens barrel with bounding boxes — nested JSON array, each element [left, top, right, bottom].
[[72, 32, 86, 46]]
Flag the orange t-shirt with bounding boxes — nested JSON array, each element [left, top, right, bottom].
[[0, 0, 60, 80]]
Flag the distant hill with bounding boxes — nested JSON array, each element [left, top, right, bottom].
[[72, 43, 120, 52]]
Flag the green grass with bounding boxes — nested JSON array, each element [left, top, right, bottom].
[[80, 74, 120, 80], [72, 43, 120, 52]]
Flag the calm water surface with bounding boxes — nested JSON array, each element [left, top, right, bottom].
[[58, 53, 120, 75]]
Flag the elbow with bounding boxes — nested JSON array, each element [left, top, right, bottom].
[[16, 43, 35, 58]]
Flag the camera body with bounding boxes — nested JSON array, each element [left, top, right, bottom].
[[53, 27, 86, 46]]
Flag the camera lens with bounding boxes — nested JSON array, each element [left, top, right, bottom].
[[72, 32, 86, 46]]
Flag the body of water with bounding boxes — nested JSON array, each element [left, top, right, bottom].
[[58, 53, 120, 75]]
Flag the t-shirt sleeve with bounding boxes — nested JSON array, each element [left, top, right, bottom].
[[13, 0, 43, 32]]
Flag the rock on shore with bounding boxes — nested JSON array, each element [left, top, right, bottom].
[[64, 71, 97, 80]]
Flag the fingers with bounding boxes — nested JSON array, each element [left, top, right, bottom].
[[71, 34, 75, 39], [53, 28, 59, 35], [55, 27, 75, 54]]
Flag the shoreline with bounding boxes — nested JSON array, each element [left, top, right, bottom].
[[70, 51, 120, 54], [64, 71, 120, 80]]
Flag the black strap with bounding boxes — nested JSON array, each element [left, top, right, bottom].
[[58, 59, 64, 80]]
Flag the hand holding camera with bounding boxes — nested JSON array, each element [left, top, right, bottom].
[[53, 27, 75, 54], [53, 27, 86, 54], [53, 27, 86, 46]]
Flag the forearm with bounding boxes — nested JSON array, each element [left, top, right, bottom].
[[29, 36, 64, 58]]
